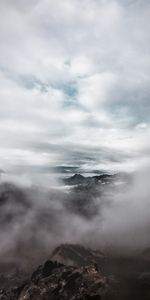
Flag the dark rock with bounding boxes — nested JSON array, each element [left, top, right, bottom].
[[50, 244, 105, 267], [18, 262, 113, 300], [0, 259, 115, 300], [63, 174, 88, 185]]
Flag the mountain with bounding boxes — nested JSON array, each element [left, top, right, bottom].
[[0, 252, 115, 300], [50, 244, 105, 267], [63, 173, 114, 186], [62, 173, 131, 191], [1, 243, 150, 299]]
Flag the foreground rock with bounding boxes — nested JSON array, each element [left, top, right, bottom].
[[1, 243, 150, 299], [0, 261, 115, 300]]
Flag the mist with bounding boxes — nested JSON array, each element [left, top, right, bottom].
[[0, 166, 149, 270]]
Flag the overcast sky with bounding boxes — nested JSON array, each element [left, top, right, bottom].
[[0, 0, 150, 174]]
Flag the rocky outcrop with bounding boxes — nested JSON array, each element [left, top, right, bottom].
[[1, 243, 150, 300], [0, 260, 115, 300], [50, 244, 105, 267]]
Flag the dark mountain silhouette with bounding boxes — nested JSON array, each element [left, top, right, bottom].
[[0, 245, 116, 300], [1, 243, 150, 299], [51, 244, 105, 267]]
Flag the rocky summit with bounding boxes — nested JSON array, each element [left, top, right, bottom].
[[0, 259, 115, 300], [1, 243, 150, 300], [50, 244, 105, 267]]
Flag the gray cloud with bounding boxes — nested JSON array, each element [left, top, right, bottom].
[[0, 0, 150, 173]]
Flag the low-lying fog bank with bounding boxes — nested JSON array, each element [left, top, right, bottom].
[[0, 168, 150, 270]]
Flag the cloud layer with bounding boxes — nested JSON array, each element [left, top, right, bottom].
[[0, 0, 150, 173]]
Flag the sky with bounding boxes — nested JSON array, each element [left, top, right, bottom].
[[0, 0, 150, 174]]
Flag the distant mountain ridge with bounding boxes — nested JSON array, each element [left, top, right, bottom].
[[63, 172, 130, 186]]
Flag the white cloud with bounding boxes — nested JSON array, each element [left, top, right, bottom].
[[0, 0, 150, 172], [77, 72, 118, 109], [70, 56, 94, 77]]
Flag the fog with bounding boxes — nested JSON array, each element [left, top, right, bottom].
[[0, 167, 149, 270]]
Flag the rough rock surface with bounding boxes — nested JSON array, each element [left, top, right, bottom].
[[1, 243, 150, 299], [50, 244, 105, 267], [0, 261, 115, 300]]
